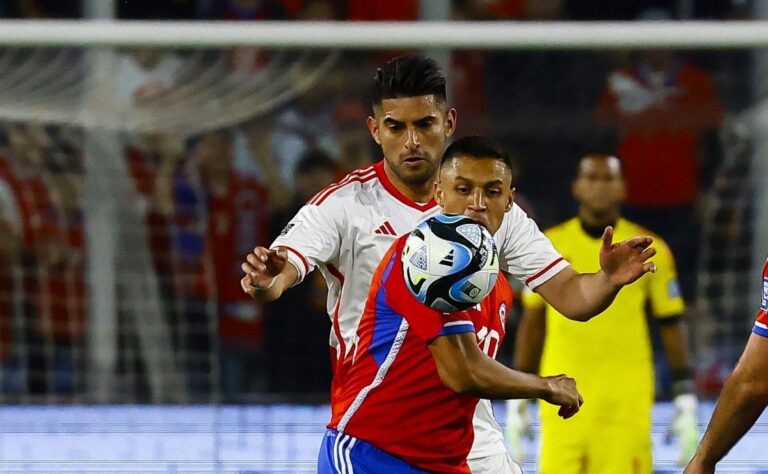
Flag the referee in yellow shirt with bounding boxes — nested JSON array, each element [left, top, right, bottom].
[[506, 154, 699, 473]]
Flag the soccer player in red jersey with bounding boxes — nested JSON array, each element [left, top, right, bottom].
[[685, 258, 768, 474], [319, 136, 584, 473]]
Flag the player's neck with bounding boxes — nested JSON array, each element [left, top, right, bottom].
[[382, 162, 434, 204], [578, 208, 619, 235]]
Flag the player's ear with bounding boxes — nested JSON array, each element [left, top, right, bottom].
[[507, 187, 516, 212], [444, 108, 457, 138], [366, 116, 381, 145], [618, 177, 627, 202], [434, 179, 444, 205]]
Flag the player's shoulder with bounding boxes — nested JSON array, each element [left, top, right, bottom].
[[305, 164, 379, 208], [498, 202, 538, 237], [544, 217, 579, 241]]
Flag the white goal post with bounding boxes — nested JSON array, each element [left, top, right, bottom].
[[0, 20, 766, 49]]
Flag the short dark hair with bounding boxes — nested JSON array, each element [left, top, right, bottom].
[[441, 136, 514, 172], [371, 54, 446, 107]]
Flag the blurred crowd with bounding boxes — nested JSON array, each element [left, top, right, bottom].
[[0, 0, 757, 402]]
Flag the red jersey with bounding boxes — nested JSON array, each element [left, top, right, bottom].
[[329, 235, 513, 473], [172, 164, 270, 345], [596, 61, 723, 208], [752, 258, 768, 338]]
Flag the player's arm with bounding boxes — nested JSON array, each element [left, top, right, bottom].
[[240, 246, 299, 302], [659, 318, 695, 390], [685, 333, 768, 473], [428, 331, 582, 418], [514, 301, 545, 374], [241, 192, 344, 302], [535, 226, 656, 321]]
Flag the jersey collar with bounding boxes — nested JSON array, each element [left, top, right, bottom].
[[374, 160, 437, 212]]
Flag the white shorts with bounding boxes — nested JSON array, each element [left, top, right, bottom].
[[468, 453, 523, 474]]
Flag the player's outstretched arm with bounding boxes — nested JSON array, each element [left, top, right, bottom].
[[240, 246, 299, 302], [536, 226, 657, 321], [429, 332, 582, 419], [685, 333, 768, 474]]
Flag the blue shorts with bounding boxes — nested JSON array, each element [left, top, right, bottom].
[[317, 429, 429, 473]]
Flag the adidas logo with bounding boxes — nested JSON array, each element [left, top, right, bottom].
[[374, 221, 397, 236], [439, 249, 455, 266]]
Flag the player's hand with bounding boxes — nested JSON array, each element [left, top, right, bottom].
[[505, 399, 533, 462], [599, 226, 657, 287], [667, 394, 700, 466], [542, 374, 583, 419], [240, 246, 288, 294]]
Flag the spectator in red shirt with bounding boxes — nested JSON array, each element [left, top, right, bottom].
[[168, 129, 270, 398], [595, 11, 723, 302]]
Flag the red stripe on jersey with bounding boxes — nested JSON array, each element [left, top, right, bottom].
[[276, 245, 310, 275], [313, 175, 376, 206], [307, 168, 371, 205], [525, 257, 565, 285], [308, 166, 376, 205], [373, 161, 437, 211], [384, 221, 397, 236]]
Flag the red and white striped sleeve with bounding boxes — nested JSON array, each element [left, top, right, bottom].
[[270, 193, 346, 284], [495, 203, 570, 290], [269, 166, 376, 284]]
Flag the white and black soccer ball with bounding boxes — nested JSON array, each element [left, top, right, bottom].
[[402, 214, 499, 312]]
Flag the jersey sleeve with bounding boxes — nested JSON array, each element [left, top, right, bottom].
[[379, 240, 475, 342], [647, 238, 686, 319], [270, 197, 345, 284], [752, 259, 768, 338], [495, 204, 570, 290]]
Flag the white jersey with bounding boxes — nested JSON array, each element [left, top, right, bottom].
[[271, 161, 569, 460]]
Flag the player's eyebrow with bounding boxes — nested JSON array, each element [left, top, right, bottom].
[[383, 115, 435, 126], [414, 116, 436, 126], [454, 176, 505, 187], [383, 117, 404, 127]]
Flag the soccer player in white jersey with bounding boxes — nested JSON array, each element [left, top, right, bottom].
[[241, 54, 658, 473]]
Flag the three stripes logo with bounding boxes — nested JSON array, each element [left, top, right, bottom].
[[374, 221, 397, 236], [439, 249, 455, 266]]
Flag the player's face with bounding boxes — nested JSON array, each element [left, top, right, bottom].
[[572, 155, 625, 215], [435, 157, 514, 235], [367, 95, 456, 188]]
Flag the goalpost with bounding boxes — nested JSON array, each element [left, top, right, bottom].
[[0, 17, 765, 404]]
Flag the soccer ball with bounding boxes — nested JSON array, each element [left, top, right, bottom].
[[402, 214, 499, 312]]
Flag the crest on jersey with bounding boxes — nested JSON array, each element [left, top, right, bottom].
[[761, 277, 768, 312], [279, 221, 301, 238], [499, 302, 507, 327]]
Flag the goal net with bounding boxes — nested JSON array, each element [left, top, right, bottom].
[[0, 21, 765, 411]]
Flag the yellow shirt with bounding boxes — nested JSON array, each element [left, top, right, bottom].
[[522, 217, 684, 420]]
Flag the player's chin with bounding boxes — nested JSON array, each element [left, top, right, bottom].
[[399, 166, 436, 185]]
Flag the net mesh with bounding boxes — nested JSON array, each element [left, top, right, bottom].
[[0, 44, 764, 412]]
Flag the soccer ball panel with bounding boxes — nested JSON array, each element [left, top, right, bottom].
[[402, 214, 499, 312]]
